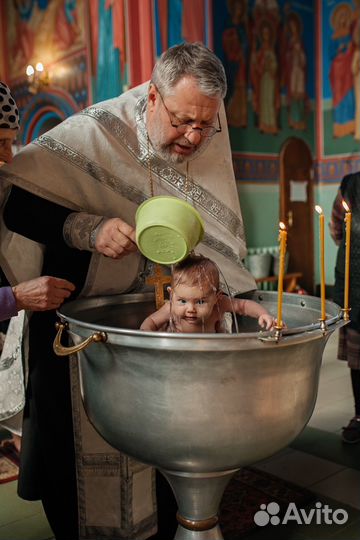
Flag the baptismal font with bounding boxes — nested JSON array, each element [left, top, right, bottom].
[[55, 287, 346, 540]]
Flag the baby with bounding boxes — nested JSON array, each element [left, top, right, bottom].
[[140, 254, 275, 333]]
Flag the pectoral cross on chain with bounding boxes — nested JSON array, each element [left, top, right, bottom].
[[146, 264, 172, 310]]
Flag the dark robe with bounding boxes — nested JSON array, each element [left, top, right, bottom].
[[4, 185, 90, 538]]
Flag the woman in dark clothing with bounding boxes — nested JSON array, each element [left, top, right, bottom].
[[4, 186, 91, 538], [330, 172, 360, 444]]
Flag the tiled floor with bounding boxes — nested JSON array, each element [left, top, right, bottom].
[[0, 482, 52, 540], [0, 330, 359, 539]]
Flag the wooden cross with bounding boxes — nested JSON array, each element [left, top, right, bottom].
[[146, 264, 172, 310]]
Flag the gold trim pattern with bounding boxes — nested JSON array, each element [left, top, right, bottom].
[[35, 134, 146, 206], [204, 232, 245, 268]]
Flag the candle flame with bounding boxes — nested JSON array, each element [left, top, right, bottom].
[[279, 222, 286, 230], [315, 205, 323, 215], [342, 200, 350, 212], [26, 64, 34, 77]]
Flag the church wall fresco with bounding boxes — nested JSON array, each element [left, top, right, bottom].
[[214, 0, 360, 185], [322, 0, 360, 153], [6, 0, 86, 80], [1, 1, 358, 168], [0, 0, 211, 142], [1, 0, 88, 144], [213, 0, 315, 154]]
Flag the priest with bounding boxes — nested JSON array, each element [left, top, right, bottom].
[[0, 42, 255, 539]]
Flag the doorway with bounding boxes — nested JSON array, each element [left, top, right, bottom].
[[280, 137, 314, 293]]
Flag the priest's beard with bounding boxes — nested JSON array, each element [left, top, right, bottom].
[[148, 123, 211, 164]]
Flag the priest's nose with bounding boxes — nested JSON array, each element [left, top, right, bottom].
[[184, 130, 202, 145]]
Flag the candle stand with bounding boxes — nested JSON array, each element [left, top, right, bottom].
[[318, 319, 328, 335]]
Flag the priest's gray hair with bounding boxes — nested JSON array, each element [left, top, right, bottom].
[[151, 42, 227, 99]]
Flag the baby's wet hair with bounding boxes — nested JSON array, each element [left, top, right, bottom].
[[171, 253, 219, 292]]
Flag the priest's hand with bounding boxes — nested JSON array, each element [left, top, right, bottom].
[[95, 217, 138, 259], [12, 276, 75, 311]]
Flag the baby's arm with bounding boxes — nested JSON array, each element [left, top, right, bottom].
[[219, 296, 275, 330], [140, 302, 171, 331]]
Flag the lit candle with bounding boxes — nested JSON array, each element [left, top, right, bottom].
[[342, 200, 351, 320], [315, 205, 326, 320], [277, 222, 287, 328]]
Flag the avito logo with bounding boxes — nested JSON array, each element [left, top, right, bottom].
[[254, 501, 349, 526]]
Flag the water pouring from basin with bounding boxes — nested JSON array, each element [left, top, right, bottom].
[[55, 291, 346, 540]]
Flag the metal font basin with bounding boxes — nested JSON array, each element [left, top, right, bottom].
[[57, 291, 343, 472], [57, 291, 345, 540]]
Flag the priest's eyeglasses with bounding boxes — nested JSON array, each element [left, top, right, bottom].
[[157, 87, 222, 138]]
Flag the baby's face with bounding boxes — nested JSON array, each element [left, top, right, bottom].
[[170, 282, 219, 331]]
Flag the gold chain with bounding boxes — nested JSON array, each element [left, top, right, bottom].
[[185, 161, 189, 201], [147, 134, 154, 197]]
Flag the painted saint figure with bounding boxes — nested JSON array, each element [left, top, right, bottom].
[[223, 0, 249, 128], [12, 0, 35, 73], [329, 2, 355, 137], [251, 18, 280, 134], [283, 12, 307, 130], [55, 0, 81, 51]]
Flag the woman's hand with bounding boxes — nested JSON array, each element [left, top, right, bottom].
[[12, 276, 75, 311]]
